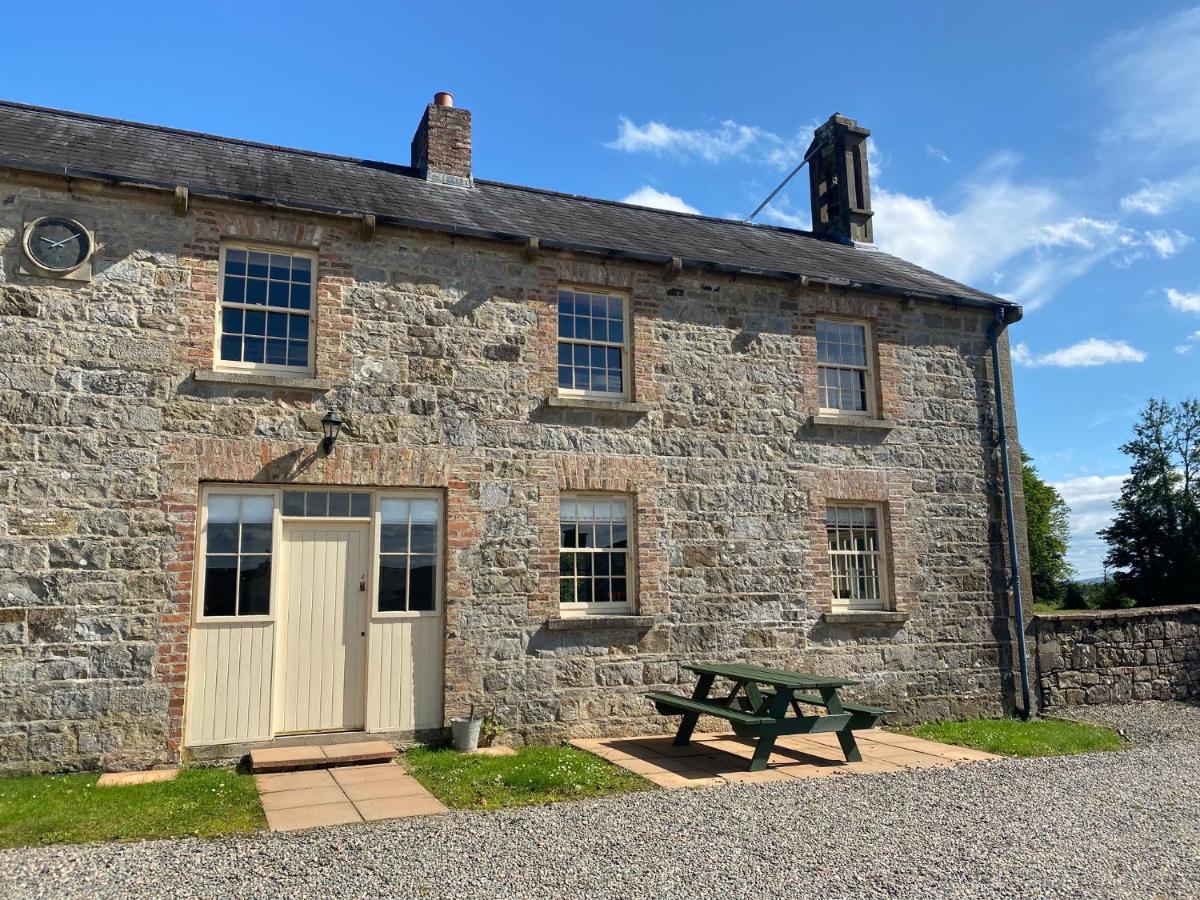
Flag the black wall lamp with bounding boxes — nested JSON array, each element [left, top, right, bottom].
[[321, 409, 344, 454]]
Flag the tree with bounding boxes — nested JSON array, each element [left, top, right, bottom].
[[1021, 453, 1073, 605], [1100, 398, 1200, 606]]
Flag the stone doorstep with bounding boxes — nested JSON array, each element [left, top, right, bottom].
[[97, 769, 180, 787], [249, 739, 396, 773]]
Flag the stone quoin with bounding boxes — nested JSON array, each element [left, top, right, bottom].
[[0, 94, 1032, 773]]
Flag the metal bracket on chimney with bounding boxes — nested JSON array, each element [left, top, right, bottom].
[[663, 257, 683, 281], [524, 237, 540, 261], [360, 214, 376, 241], [173, 185, 189, 217]]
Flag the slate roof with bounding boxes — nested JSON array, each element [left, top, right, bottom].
[[0, 100, 1013, 311]]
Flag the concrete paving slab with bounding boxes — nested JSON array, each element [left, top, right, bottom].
[[255, 769, 337, 793], [260, 785, 349, 811], [355, 795, 447, 822], [264, 801, 362, 832], [340, 775, 429, 803], [96, 769, 179, 787]]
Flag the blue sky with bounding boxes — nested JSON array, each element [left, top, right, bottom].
[[7, 2, 1199, 575]]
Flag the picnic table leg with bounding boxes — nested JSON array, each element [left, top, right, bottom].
[[748, 687, 795, 772], [674, 673, 715, 746], [820, 686, 863, 762], [748, 734, 777, 772]]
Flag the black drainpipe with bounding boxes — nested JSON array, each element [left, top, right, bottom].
[[988, 307, 1032, 718]]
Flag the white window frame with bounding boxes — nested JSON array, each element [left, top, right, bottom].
[[371, 490, 444, 620], [556, 285, 632, 401], [558, 491, 636, 616], [214, 242, 317, 376], [826, 501, 890, 611], [194, 485, 282, 624], [816, 317, 876, 417]]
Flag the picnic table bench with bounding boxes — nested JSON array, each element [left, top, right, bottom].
[[646, 662, 889, 772]]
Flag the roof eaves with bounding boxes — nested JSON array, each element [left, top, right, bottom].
[[0, 153, 1019, 321]]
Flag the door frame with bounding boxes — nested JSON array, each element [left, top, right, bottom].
[[274, 519, 372, 735], [184, 484, 447, 745]]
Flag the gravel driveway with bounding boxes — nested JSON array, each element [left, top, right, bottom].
[[3, 702, 1197, 900]]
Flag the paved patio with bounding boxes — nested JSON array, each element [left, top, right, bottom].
[[570, 727, 998, 786], [255, 762, 447, 831]]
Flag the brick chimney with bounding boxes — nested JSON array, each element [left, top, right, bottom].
[[804, 114, 874, 243], [411, 91, 472, 186]]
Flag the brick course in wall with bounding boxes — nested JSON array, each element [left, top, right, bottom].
[[0, 172, 1031, 772], [1034, 604, 1200, 706]]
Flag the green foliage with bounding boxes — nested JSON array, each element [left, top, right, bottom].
[[405, 744, 650, 809], [1062, 579, 1133, 611], [1021, 453, 1073, 606], [1100, 398, 1200, 606], [0, 767, 264, 848], [900, 718, 1123, 757], [479, 716, 506, 747]]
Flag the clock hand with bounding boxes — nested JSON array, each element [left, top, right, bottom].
[[50, 234, 79, 248]]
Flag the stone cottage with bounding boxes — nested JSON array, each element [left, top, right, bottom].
[[0, 93, 1032, 773]]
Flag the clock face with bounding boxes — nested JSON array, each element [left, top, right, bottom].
[[25, 217, 92, 272]]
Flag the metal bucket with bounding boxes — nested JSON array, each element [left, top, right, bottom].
[[450, 716, 482, 752]]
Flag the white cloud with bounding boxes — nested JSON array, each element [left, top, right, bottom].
[[1177, 345, 1193, 355], [606, 115, 813, 169], [1145, 229, 1192, 258], [1013, 338, 1147, 368], [1167, 288, 1200, 314], [870, 155, 1191, 309], [619, 185, 701, 215], [1119, 177, 1195, 215], [1096, 6, 1200, 150], [925, 145, 950, 163], [1053, 473, 1128, 577]]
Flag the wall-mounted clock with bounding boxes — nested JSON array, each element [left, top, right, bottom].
[[22, 216, 94, 275]]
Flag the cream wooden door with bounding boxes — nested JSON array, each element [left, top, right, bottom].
[[276, 523, 369, 734]]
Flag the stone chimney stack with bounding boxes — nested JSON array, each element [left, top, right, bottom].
[[804, 114, 873, 243], [411, 91, 472, 187]]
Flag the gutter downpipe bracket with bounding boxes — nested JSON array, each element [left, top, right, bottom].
[[989, 306, 1033, 718]]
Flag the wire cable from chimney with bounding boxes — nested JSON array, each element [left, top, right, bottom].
[[745, 158, 808, 223]]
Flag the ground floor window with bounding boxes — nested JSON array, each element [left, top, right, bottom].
[[826, 503, 888, 610], [559, 493, 633, 614], [202, 492, 276, 618], [377, 497, 441, 613]]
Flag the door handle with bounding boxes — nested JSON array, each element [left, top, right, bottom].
[[359, 575, 367, 592]]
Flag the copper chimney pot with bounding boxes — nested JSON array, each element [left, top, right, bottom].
[[433, 91, 454, 108]]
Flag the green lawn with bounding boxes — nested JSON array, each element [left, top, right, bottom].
[[405, 744, 651, 810], [899, 717, 1124, 757], [0, 767, 265, 848]]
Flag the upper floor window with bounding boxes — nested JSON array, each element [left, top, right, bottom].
[[816, 318, 874, 415], [218, 244, 315, 373], [557, 287, 629, 398], [559, 494, 633, 614], [826, 503, 887, 610]]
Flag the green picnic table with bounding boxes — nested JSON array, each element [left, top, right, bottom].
[[646, 662, 889, 772]]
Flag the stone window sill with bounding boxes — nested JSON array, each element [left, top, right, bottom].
[[194, 369, 332, 392], [822, 611, 909, 626], [808, 414, 896, 431], [546, 614, 655, 631], [546, 395, 650, 415]]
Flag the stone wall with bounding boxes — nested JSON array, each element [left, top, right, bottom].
[[1033, 605, 1200, 707], [0, 170, 1030, 773]]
